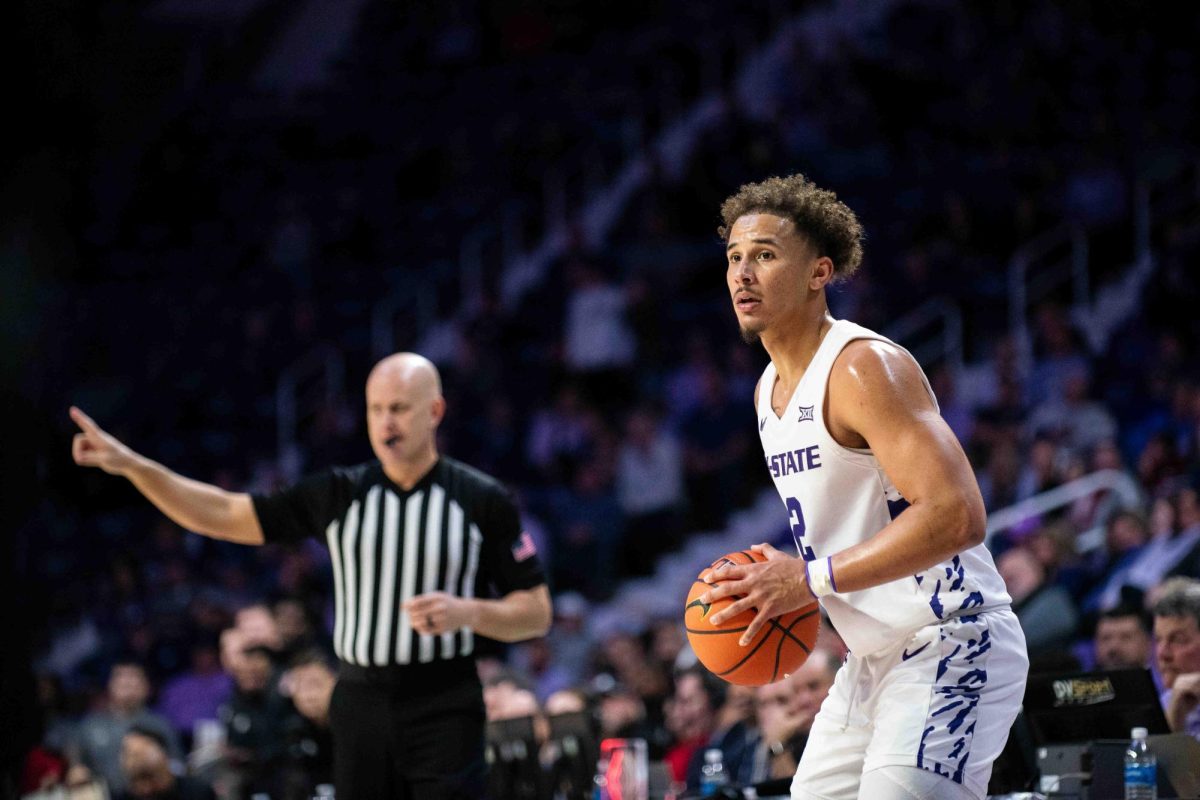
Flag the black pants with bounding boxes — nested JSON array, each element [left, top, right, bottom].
[[329, 661, 487, 800]]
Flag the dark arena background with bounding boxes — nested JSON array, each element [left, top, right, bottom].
[[5, 1, 1200, 799]]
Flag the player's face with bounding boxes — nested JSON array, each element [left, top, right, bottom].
[[725, 214, 820, 343], [1094, 616, 1150, 671], [1153, 614, 1200, 689], [366, 368, 443, 468]]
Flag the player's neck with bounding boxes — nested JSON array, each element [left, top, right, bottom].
[[383, 449, 439, 490], [761, 307, 835, 389]]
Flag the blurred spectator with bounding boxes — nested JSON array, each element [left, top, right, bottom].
[[997, 546, 1079, 656], [233, 604, 283, 656], [508, 637, 573, 702], [117, 726, 214, 800], [1093, 604, 1152, 671], [488, 686, 543, 728], [483, 685, 546, 800], [663, 666, 722, 785], [279, 652, 335, 800], [978, 439, 1023, 511], [1137, 432, 1187, 499], [594, 632, 669, 714], [690, 684, 757, 791], [1028, 304, 1090, 407], [1168, 486, 1200, 577], [747, 648, 839, 784], [1081, 511, 1151, 614], [596, 682, 652, 742], [1097, 489, 1200, 609], [218, 644, 296, 799], [544, 592, 591, 686], [972, 365, 1026, 451], [549, 461, 623, 599], [681, 366, 748, 529], [649, 616, 689, 675], [71, 662, 182, 795], [541, 688, 596, 800], [34, 673, 76, 757], [750, 677, 802, 784], [20, 745, 69, 796], [526, 385, 596, 482], [1151, 578, 1200, 739], [787, 649, 840, 745], [1067, 439, 1141, 531], [156, 643, 232, 747], [616, 406, 686, 573], [562, 260, 636, 386], [664, 333, 718, 426], [218, 629, 250, 682], [1027, 368, 1117, 455], [271, 596, 324, 665], [1017, 436, 1063, 501], [544, 688, 588, 716], [483, 668, 534, 723]]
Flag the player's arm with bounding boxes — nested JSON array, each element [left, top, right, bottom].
[[818, 340, 986, 592], [70, 406, 264, 545], [405, 584, 552, 642]]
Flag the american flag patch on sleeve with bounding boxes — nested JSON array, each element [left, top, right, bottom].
[[511, 531, 537, 562]]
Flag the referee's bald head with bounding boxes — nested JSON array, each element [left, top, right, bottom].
[[366, 353, 446, 477], [368, 352, 442, 400]]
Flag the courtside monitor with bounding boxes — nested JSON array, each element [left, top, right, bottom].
[[1022, 668, 1169, 747]]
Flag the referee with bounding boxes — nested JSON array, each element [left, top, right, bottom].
[[71, 352, 552, 799]]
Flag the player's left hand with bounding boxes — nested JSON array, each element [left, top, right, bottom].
[[701, 542, 817, 646], [405, 592, 475, 636]]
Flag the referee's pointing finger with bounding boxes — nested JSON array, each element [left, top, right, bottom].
[[69, 406, 101, 434]]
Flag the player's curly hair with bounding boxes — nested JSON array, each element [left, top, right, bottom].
[[718, 174, 865, 282]]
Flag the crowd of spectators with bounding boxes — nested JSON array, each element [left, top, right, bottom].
[[13, 0, 1200, 797]]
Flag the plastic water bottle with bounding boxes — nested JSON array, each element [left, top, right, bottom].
[[699, 748, 729, 796], [593, 756, 610, 800], [1124, 726, 1157, 800]]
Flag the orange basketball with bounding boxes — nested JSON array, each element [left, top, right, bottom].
[[684, 549, 820, 686]]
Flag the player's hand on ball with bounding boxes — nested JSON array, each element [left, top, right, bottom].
[[406, 592, 474, 635], [70, 406, 138, 476], [702, 542, 817, 646]]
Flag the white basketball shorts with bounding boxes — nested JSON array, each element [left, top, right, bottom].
[[791, 608, 1028, 800]]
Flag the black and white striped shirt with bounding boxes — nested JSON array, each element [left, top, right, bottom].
[[252, 457, 545, 667]]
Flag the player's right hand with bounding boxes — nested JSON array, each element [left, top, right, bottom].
[[70, 406, 137, 476]]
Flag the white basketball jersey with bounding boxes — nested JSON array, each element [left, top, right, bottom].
[[756, 319, 1011, 656]]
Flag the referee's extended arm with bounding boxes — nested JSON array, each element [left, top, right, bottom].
[[70, 406, 265, 546]]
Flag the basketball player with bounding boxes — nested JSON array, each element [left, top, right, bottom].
[[71, 353, 552, 799], [699, 175, 1028, 800]]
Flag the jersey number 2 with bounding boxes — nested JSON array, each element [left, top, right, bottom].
[[787, 496, 816, 562]]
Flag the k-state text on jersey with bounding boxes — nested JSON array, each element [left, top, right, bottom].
[[765, 444, 822, 478]]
